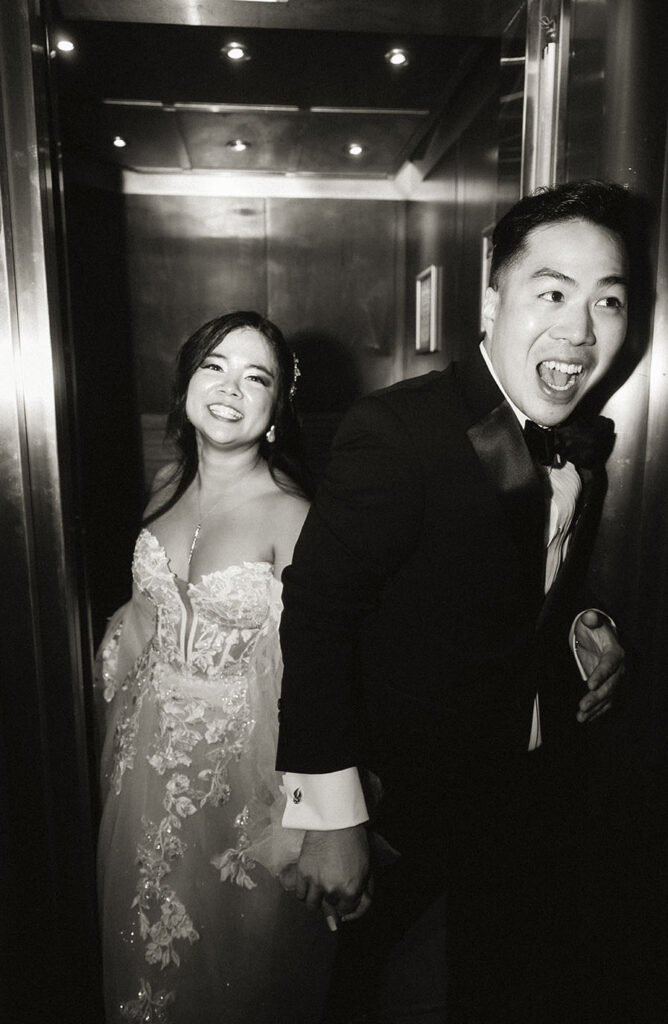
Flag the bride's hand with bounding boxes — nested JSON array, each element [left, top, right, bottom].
[[573, 609, 625, 723], [291, 824, 372, 923]]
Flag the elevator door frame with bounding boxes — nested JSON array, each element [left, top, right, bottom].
[[0, 0, 101, 1014]]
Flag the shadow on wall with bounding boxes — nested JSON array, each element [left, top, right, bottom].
[[290, 329, 364, 482]]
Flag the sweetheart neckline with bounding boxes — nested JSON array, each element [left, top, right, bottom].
[[137, 528, 273, 588]]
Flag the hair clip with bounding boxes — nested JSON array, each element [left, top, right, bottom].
[[289, 354, 301, 401]]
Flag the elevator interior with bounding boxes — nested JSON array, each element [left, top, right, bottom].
[[52, 0, 529, 644], [2, 1, 668, 1019]]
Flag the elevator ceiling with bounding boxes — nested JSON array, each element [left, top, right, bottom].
[[52, 0, 520, 179]]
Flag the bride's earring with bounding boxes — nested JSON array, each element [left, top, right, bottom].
[[265, 424, 276, 444]]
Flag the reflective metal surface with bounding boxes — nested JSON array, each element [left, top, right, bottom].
[[0, 0, 101, 1015], [521, 0, 569, 192], [638, 133, 668, 724], [174, 106, 429, 175], [403, 68, 504, 380], [123, 192, 401, 413], [562, 0, 668, 657], [497, 2, 527, 209], [54, 20, 471, 179], [58, 0, 521, 35], [5, 0, 668, 1014]]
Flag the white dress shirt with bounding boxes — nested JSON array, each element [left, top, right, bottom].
[[479, 342, 581, 751]]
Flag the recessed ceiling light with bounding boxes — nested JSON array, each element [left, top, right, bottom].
[[347, 142, 365, 157], [112, 135, 127, 148], [221, 41, 250, 62], [56, 38, 75, 53], [385, 47, 409, 68], [226, 139, 251, 152]]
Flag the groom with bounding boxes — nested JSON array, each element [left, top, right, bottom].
[[276, 180, 631, 1021]]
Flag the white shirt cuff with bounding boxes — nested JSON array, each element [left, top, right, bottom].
[[569, 608, 616, 681], [281, 767, 369, 830]]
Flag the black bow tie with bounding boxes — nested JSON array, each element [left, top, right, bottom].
[[523, 416, 615, 470]]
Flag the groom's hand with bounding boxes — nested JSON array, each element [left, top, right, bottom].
[[293, 824, 372, 923], [574, 609, 626, 723]]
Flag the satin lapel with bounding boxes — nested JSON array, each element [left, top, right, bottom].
[[456, 349, 546, 579], [467, 403, 546, 559]]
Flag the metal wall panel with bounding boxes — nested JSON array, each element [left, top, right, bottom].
[[0, 0, 101, 1015], [520, 0, 570, 192], [266, 196, 402, 388], [58, 0, 522, 36], [636, 128, 668, 748], [125, 193, 268, 412], [403, 59, 503, 381], [122, 193, 402, 481], [267, 196, 405, 473], [563, 0, 668, 654], [64, 181, 145, 639]]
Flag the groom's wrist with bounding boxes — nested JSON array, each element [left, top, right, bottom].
[[281, 768, 369, 830]]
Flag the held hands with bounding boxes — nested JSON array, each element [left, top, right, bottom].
[[281, 824, 372, 930], [573, 609, 626, 724]]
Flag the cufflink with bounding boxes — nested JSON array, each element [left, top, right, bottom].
[[292, 787, 302, 804]]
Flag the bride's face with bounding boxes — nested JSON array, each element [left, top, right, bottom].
[[185, 327, 279, 450]]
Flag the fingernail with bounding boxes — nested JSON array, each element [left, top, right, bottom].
[[326, 915, 338, 932]]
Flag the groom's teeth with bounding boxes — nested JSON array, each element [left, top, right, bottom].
[[541, 360, 583, 374], [537, 360, 584, 392]]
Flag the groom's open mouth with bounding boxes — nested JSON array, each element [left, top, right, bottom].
[[536, 359, 584, 393]]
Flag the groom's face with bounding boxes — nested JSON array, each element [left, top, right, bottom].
[[482, 218, 628, 426]]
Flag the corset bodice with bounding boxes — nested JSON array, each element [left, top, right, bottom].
[[132, 528, 280, 700]]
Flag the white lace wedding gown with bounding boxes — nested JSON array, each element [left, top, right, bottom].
[[96, 529, 335, 1024]]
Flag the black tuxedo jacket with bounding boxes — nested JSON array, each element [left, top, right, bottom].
[[277, 346, 610, 814]]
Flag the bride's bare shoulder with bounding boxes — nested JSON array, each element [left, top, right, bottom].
[[275, 486, 310, 524], [258, 473, 309, 534], [260, 483, 309, 575]]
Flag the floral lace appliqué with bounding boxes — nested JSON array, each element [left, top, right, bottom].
[[135, 700, 258, 968], [100, 623, 123, 703], [109, 646, 150, 796], [120, 977, 175, 1023], [211, 805, 257, 889], [107, 531, 281, 1018], [134, 786, 199, 971]]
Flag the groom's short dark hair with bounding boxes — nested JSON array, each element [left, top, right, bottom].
[[489, 180, 634, 288]]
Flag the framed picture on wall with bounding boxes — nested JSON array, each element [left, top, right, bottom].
[[479, 225, 494, 332], [415, 265, 442, 353]]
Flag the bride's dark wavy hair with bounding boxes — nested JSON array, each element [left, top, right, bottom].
[[144, 310, 313, 526]]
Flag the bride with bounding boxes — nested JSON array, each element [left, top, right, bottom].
[[95, 311, 335, 1023]]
